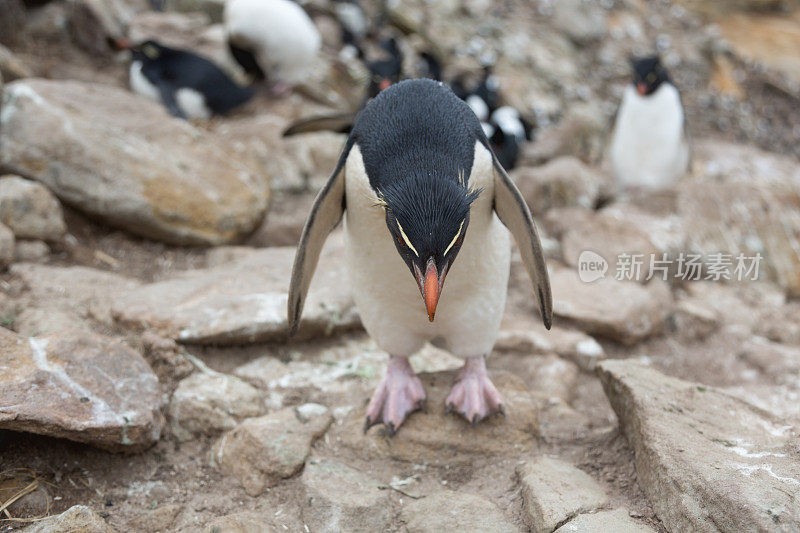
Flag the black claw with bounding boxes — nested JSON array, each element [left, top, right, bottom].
[[445, 403, 453, 415], [498, 404, 506, 417], [387, 422, 396, 437], [471, 414, 479, 427], [363, 417, 372, 434], [419, 400, 427, 414]]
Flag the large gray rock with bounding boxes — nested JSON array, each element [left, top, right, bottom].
[[114, 237, 359, 344], [168, 371, 266, 441], [0, 328, 163, 452], [598, 360, 800, 532], [0, 79, 268, 245], [517, 457, 609, 533], [550, 267, 672, 345], [21, 505, 116, 533], [301, 457, 393, 533], [211, 404, 333, 496], [680, 139, 800, 296], [0, 175, 66, 241]]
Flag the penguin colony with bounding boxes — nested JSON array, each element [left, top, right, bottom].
[[120, 1, 691, 434]]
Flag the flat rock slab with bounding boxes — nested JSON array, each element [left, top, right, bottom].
[[554, 509, 655, 533], [0, 79, 268, 245], [114, 238, 359, 344], [517, 456, 609, 533], [211, 404, 333, 496], [400, 491, 518, 533], [550, 267, 671, 345], [301, 457, 393, 533], [598, 360, 800, 532], [0, 328, 163, 452], [21, 505, 116, 533], [336, 370, 538, 464]]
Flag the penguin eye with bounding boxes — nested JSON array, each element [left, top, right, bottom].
[[647, 73, 656, 82]]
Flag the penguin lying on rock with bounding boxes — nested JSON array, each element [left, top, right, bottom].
[[224, 0, 321, 94], [127, 40, 254, 120], [288, 79, 552, 434], [609, 55, 690, 191]]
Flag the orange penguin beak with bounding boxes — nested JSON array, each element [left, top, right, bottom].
[[379, 78, 392, 91], [415, 258, 446, 322], [636, 82, 647, 96]]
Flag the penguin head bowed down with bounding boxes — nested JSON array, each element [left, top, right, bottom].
[[377, 168, 481, 322], [631, 55, 670, 96]]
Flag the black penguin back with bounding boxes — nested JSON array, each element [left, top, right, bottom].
[[141, 43, 255, 114], [351, 78, 486, 192]]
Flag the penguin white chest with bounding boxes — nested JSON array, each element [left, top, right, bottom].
[[343, 143, 510, 359], [609, 83, 689, 190], [129, 61, 160, 101], [175, 88, 211, 120]]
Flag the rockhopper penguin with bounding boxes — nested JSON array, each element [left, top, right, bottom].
[[609, 55, 690, 191], [288, 79, 552, 434], [128, 40, 254, 120]]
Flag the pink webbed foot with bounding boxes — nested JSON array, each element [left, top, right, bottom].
[[445, 356, 505, 425], [364, 356, 426, 436]]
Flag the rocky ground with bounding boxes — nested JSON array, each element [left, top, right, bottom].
[[1, 0, 800, 531]]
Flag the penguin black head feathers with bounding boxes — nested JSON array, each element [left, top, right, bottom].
[[631, 55, 670, 96], [352, 80, 484, 319], [379, 169, 481, 299], [131, 40, 164, 61]]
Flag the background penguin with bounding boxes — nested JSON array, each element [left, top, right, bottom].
[[281, 36, 404, 136], [333, 0, 369, 50], [127, 40, 254, 120], [224, 0, 321, 94], [288, 79, 552, 434], [454, 68, 533, 170], [608, 55, 690, 191]]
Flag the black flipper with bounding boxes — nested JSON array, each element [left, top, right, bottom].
[[282, 112, 358, 137], [490, 152, 553, 329], [287, 140, 353, 335]]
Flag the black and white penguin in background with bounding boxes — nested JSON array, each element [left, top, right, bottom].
[[224, 0, 321, 94], [281, 36, 404, 136], [608, 56, 690, 191], [288, 79, 552, 433], [453, 68, 533, 170], [127, 40, 254, 120]]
